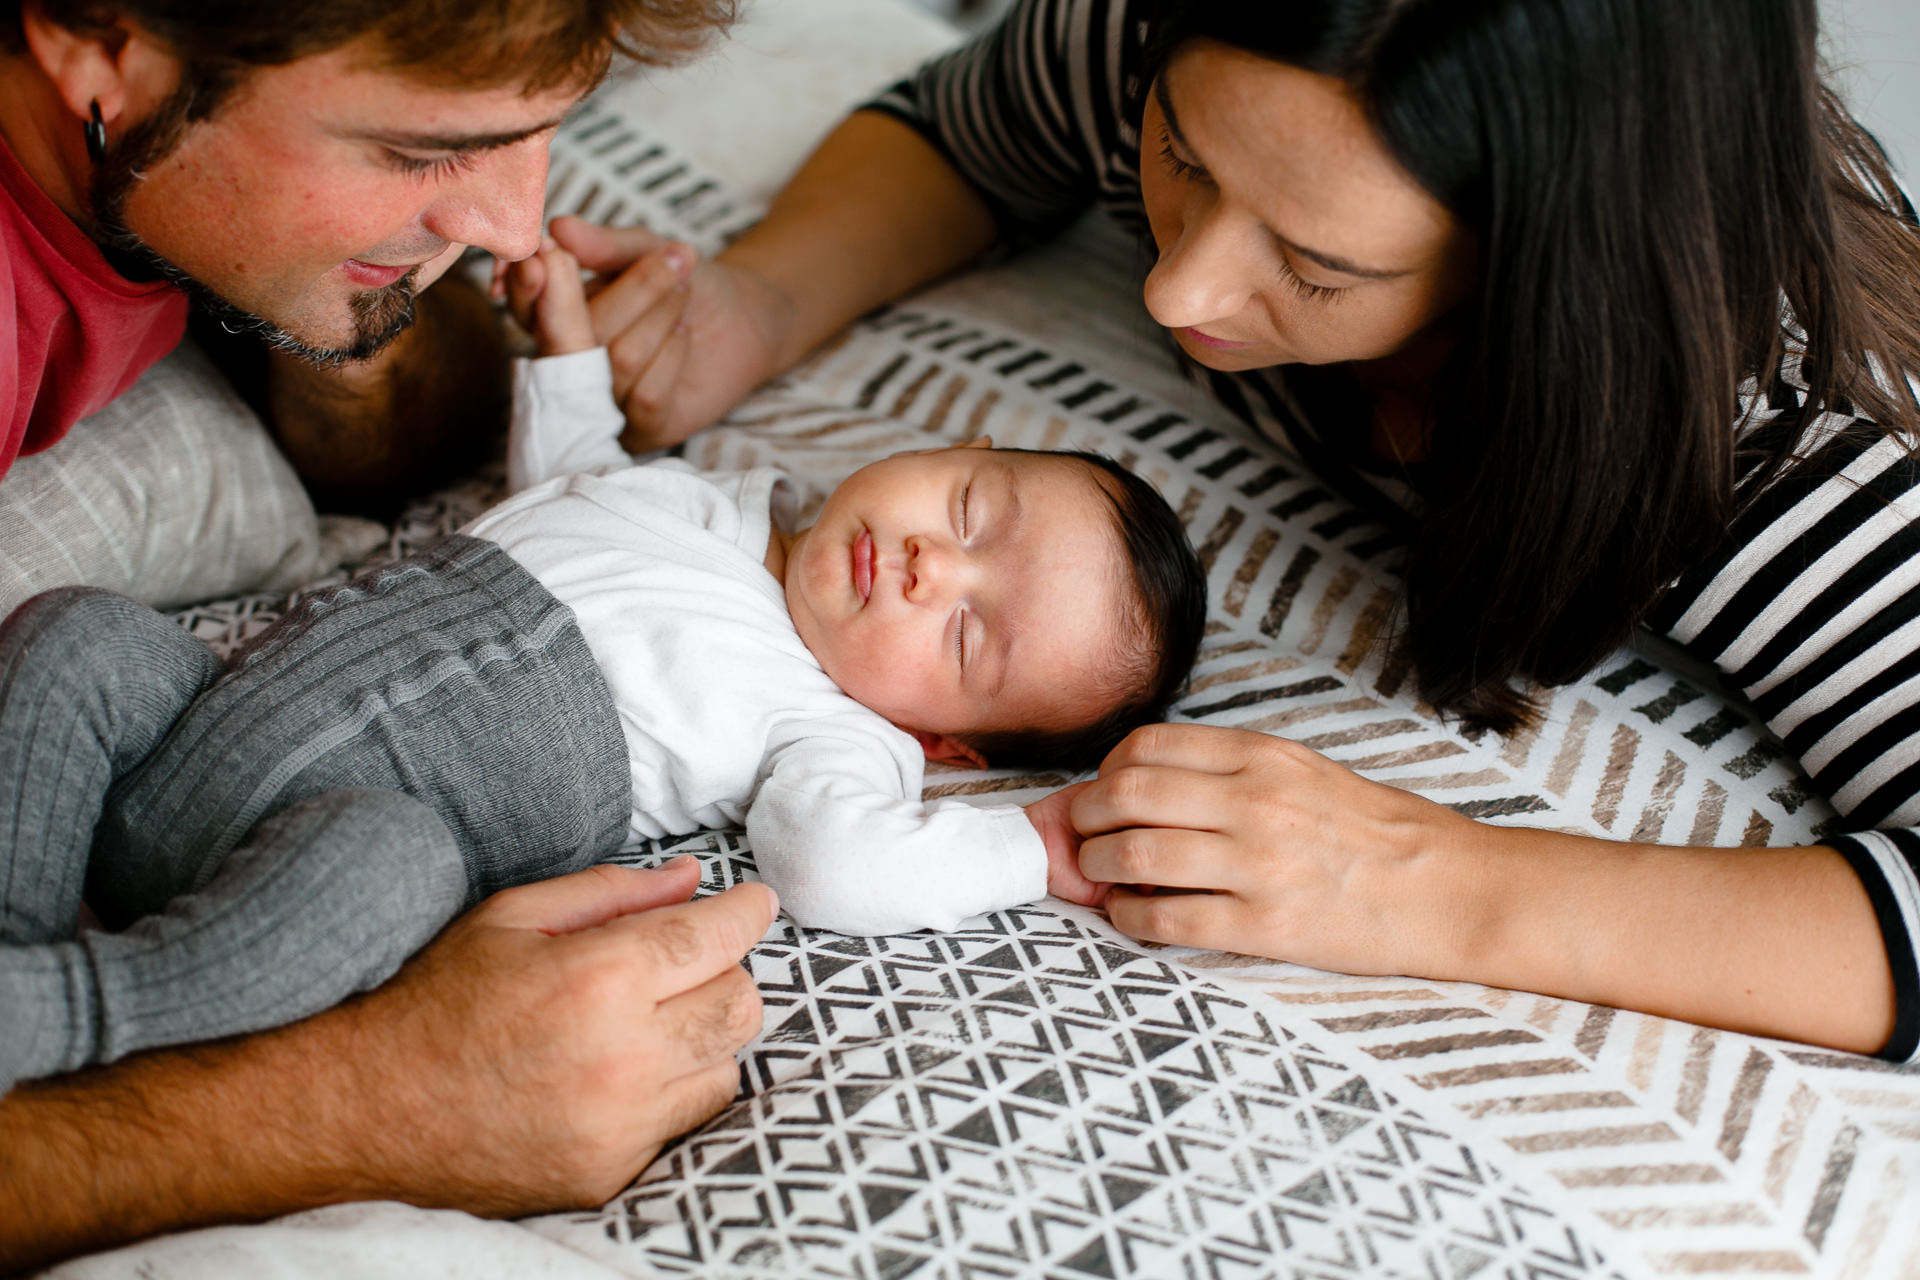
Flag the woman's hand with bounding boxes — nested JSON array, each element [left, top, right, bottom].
[[541, 217, 793, 451], [1070, 723, 1484, 977]]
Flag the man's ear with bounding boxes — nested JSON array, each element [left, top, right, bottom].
[[18, 3, 170, 128], [908, 729, 989, 769]]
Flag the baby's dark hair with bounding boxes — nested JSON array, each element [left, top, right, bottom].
[[961, 450, 1207, 773]]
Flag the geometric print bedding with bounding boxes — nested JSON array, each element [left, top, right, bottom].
[[144, 106, 1920, 1279]]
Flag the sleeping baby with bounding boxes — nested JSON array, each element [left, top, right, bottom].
[[0, 243, 1205, 1092]]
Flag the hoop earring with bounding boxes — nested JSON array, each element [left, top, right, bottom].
[[85, 101, 107, 165]]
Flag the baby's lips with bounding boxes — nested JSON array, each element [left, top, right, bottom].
[[853, 529, 875, 603]]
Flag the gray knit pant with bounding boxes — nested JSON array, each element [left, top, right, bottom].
[[0, 536, 630, 1091]]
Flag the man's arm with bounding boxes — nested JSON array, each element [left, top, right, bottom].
[[202, 269, 513, 518], [0, 860, 777, 1274]]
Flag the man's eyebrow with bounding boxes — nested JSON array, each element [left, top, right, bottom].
[[1154, 73, 1408, 281], [346, 115, 572, 153]]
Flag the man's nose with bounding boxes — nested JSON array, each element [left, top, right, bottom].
[[420, 136, 550, 262]]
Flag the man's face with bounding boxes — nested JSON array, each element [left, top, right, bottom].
[[104, 41, 583, 363], [784, 445, 1136, 753]]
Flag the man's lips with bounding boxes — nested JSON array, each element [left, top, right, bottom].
[[853, 529, 875, 603], [341, 259, 416, 288]]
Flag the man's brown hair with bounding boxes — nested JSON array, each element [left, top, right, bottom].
[[7, 0, 736, 113]]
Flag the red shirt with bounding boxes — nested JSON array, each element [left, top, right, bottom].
[[0, 128, 188, 480]]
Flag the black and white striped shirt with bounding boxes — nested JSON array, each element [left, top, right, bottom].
[[868, 0, 1920, 1061]]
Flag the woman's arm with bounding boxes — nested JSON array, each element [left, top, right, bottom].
[[1070, 723, 1898, 1056]]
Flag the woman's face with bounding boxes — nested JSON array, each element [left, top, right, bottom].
[[1139, 40, 1475, 373]]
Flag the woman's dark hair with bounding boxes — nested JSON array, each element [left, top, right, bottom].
[[1146, 0, 1920, 731], [963, 450, 1208, 772]]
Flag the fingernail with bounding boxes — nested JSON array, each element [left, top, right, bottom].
[[666, 854, 696, 869], [764, 885, 781, 917], [663, 245, 691, 273]]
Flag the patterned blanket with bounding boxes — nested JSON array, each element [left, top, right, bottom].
[[75, 92, 1918, 1280]]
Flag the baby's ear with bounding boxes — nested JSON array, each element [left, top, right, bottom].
[[909, 729, 989, 769]]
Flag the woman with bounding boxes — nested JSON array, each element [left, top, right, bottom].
[[552, 0, 1920, 1060]]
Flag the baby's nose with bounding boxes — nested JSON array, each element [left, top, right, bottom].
[[905, 536, 961, 600]]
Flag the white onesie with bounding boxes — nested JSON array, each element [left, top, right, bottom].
[[460, 349, 1049, 935]]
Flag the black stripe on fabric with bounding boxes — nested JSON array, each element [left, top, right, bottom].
[[1826, 834, 1920, 1061], [1762, 589, 1920, 742], [1736, 526, 1920, 698], [1211, 369, 1414, 531], [1849, 757, 1920, 833], [1678, 439, 1913, 665], [1810, 708, 1920, 829]]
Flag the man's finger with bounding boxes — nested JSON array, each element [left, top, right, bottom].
[[605, 881, 779, 990], [651, 961, 765, 1072], [482, 858, 703, 934], [1076, 826, 1240, 891], [550, 216, 669, 274]]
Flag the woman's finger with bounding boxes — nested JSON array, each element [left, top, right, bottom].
[[1098, 722, 1290, 778], [605, 285, 690, 405], [1104, 886, 1247, 951], [1076, 825, 1243, 891], [620, 324, 691, 447], [587, 244, 694, 347], [1070, 761, 1251, 837]]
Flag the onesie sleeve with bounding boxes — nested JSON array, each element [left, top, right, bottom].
[[1646, 384, 1920, 1062], [506, 348, 633, 492], [746, 731, 1049, 935], [860, 0, 1114, 247]]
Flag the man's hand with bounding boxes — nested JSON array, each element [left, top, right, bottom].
[[0, 858, 778, 1273], [335, 857, 776, 1211], [1026, 782, 1108, 908]]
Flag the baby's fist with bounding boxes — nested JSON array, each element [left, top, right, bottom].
[[504, 238, 598, 357], [1026, 783, 1109, 908]]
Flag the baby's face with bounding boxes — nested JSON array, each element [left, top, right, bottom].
[[784, 444, 1133, 761]]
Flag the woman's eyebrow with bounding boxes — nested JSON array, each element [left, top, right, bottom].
[[1153, 74, 1407, 281]]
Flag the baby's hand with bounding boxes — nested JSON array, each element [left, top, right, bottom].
[[502, 237, 598, 357], [1026, 782, 1110, 908]]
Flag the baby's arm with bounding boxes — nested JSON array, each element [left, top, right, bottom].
[[500, 241, 633, 491], [748, 731, 1093, 935]]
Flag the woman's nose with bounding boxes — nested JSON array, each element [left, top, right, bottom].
[[1142, 206, 1259, 331]]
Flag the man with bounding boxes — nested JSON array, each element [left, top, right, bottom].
[[0, 0, 776, 1270]]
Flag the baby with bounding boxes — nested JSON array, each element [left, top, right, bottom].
[[0, 245, 1206, 1093]]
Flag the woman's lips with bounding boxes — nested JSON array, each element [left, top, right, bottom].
[[341, 259, 412, 288], [853, 529, 874, 603], [1178, 326, 1252, 351]]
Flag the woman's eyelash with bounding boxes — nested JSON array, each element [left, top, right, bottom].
[[1276, 257, 1346, 303], [388, 151, 477, 182], [1157, 130, 1206, 183]]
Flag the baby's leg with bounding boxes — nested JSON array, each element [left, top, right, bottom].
[[0, 787, 466, 1091], [0, 589, 220, 945]]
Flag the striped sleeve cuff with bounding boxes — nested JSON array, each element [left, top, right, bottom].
[[1828, 829, 1920, 1061]]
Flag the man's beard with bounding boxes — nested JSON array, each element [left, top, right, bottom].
[[88, 89, 420, 369]]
